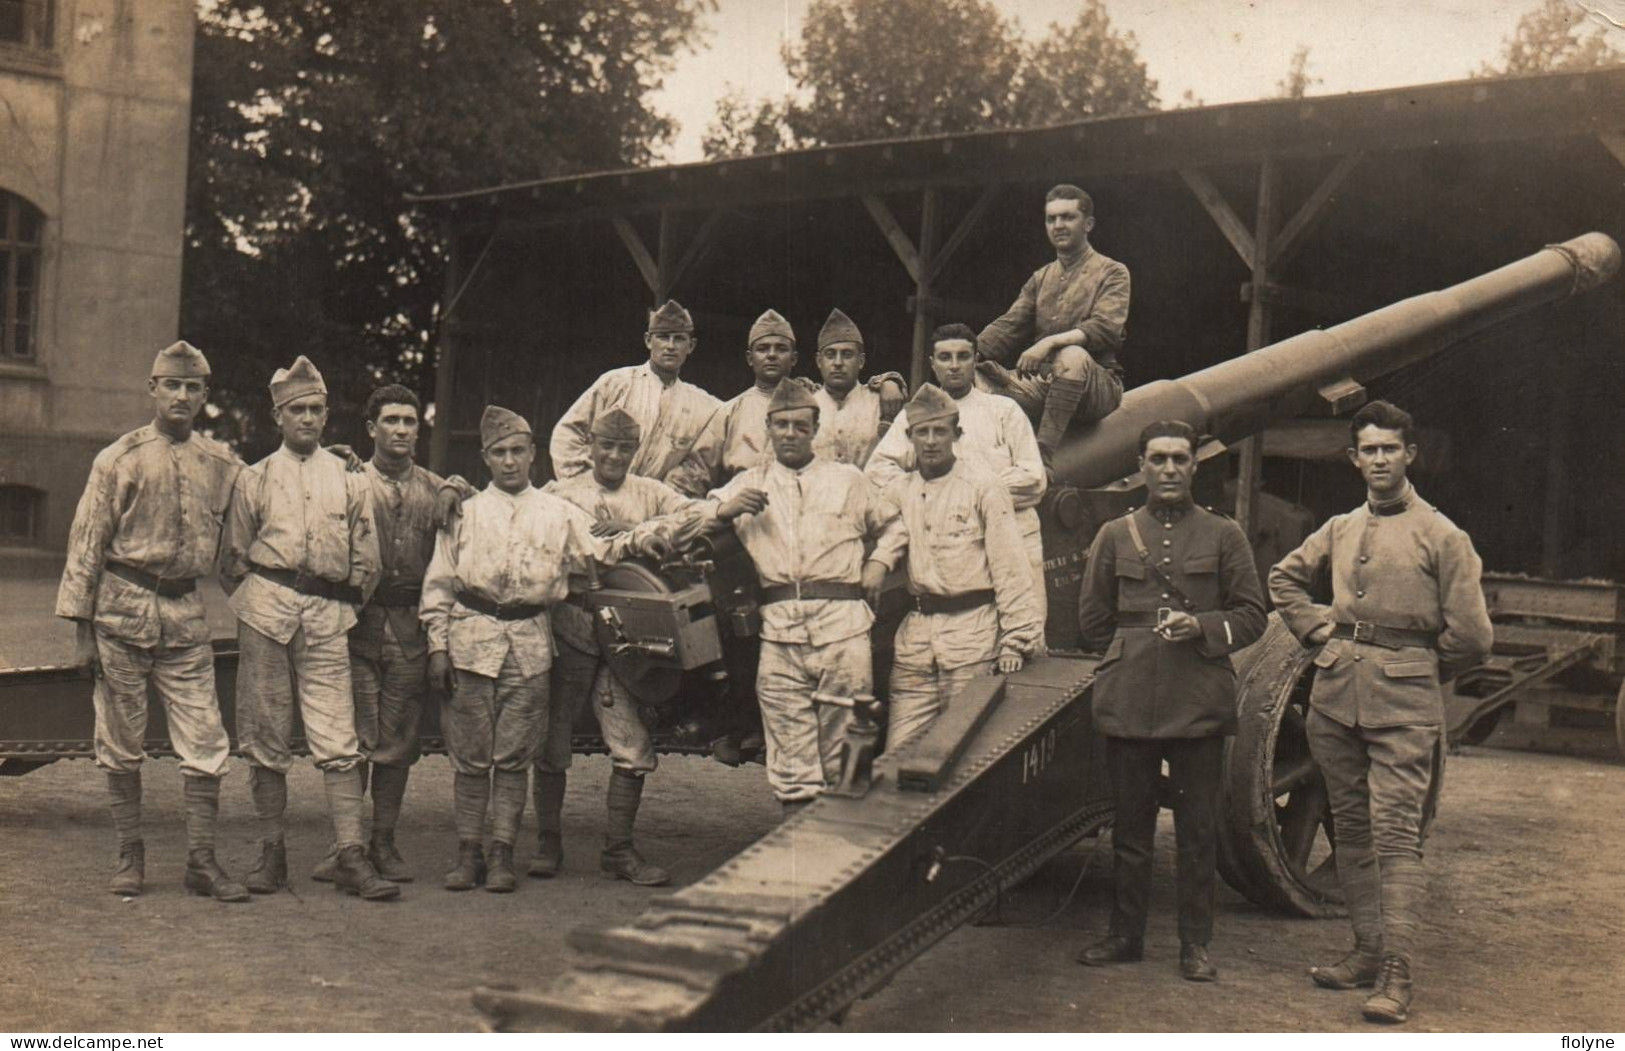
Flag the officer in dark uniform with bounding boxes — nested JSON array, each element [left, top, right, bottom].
[[1270, 400, 1493, 1024], [1075, 419, 1267, 981]]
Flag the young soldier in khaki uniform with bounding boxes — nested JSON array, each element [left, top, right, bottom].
[[667, 309, 800, 497], [810, 308, 907, 469], [708, 380, 896, 812], [1269, 400, 1493, 1024], [534, 407, 711, 885], [422, 407, 671, 893], [976, 184, 1130, 468], [221, 356, 394, 901], [1076, 420, 1267, 982], [869, 324, 1049, 627], [865, 384, 1043, 750], [551, 300, 720, 484], [56, 341, 249, 902]]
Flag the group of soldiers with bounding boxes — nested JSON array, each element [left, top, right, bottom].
[[56, 183, 1490, 1026]]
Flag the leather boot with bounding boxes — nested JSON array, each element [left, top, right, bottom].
[[332, 844, 400, 901], [310, 845, 340, 883], [1180, 942, 1218, 982], [1075, 934, 1144, 967], [245, 838, 287, 895], [486, 842, 518, 893], [529, 770, 566, 879], [1362, 955, 1413, 1024], [184, 848, 250, 903], [601, 770, 670, 887], [109, 840, 144, 897], [444, 840, 486, 891], [368, 828, 412, 883], [1311, 939, 1384, 990]]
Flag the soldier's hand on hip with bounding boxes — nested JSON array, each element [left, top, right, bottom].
[[995, 653, 1024, 674], [1156, 611, 1202, 642], [718, 488, 769, 521], [1305, 623, 1333, 646], [428, 652, 454, 694], [73, 620, 100, 678]]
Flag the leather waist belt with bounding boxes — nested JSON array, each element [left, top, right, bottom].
[[106, 561, 197, 598], [759, 581, 865, 605], [1330, 621, 1440, 650], [908, 589, 996, 616], [249, 564, 363, 605], [455, 590, 547, 621], [372, 583, 423, 608]]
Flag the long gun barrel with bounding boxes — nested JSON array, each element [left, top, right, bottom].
[[1054, 232, 1620, 487]]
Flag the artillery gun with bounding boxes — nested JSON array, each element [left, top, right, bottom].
[[0, 234, 1617, 1031]]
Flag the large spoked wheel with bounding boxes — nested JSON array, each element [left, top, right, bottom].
[[1217, 615, 1445, 918]]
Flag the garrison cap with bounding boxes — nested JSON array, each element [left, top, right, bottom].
[[816, 308, 863, 351], [151, 340, 210, 379], [765, 378, 819, 418], [647, 299, 694, 334], [590, 407, 642, 442], [480, 405, 532, 449], [748, 309, 796, 347], [904, 383, 959, 428], [269, 355, 326, 408]]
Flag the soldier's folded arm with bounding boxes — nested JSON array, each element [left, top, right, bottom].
[[976, 271, 1040, 366], [1193, 520, 1269, 658], [1268, 520, 1336, 647]]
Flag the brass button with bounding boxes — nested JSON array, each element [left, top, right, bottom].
[[1162, 539, 1172, 547], [1360, 555, 1370, 563], [1354, 655, 1363, 662], [1356, 590, 1366, 598]]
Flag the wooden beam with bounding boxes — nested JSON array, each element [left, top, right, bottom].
[[655, 208, 677, 301], [610, 214, 661, 296], [1600, 131, 1625, 170], [666, 209, 724, 296], [926, 184, 1003, 286], [1179, 168, 1255, 269], [861, 194, 923, 284], [1268, 153, 1363, 270], [909, 187, 941, 391], [1234, 158, 1279, 540]]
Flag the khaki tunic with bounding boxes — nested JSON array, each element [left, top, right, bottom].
[[351, 460, 442, 662], [550, 363, 720, 482], [977, 245, 1131, 372]]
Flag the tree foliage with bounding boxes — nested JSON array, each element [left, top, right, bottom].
[[1478, 0, 1624, 75], [1275, 45, 1322, 99], [703, 0, 1158, 158], [184, 0, 711, 456]]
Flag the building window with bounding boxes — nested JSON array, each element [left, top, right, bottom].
[[0, 485, 42, 542], [0, 0, 52, 48], [1, 191, 42, 360]]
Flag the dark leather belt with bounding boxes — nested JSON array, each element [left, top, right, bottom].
[[249, 563, 363, 605], [1330, 621, 1440, 650], [455, 590, 547, 621], [759, 581, 865, 605], [372, 583, 423, 608], [106, 561, 197, 598], [908, 589, 996, 615]]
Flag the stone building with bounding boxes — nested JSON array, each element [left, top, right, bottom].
[[0, 0, 195, 558]]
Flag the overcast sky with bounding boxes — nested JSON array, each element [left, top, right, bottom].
[[651, 0, 1625, 162]]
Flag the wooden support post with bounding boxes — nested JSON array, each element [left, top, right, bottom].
[[1235, 159, 1279, 540], [667, 210, 723, 297], [1268, 153, 1362, 270], [655, 208, 677, 303], [927, 184, 1002, 286], [430, 224, 461, 474], [910, 188, 940, 391], [611, 215, 661, 298], [1178, 168, 1256, 268]]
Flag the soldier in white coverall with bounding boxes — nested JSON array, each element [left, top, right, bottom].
[[421, 406, 671, 894], [708, 379, 897, 814], [868, 323, 1049, 632], [534, 407, 712, 886], [809, 308, 907, 469], [56, 341, 249, 902], [220, 356, 394, 901], [866, 384, 1045, 751]]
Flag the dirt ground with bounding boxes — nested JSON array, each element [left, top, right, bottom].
[[3, 579, 1624, 1032]]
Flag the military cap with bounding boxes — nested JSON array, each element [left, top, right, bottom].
[[269, 355, 326, 408], [748, 309, 796, 347], [590, 406, 642, 442], [904, 383, 959, 428], [480, 405, 532, 449], [647, 299, 694, 334], [151, 340, 211, 379], [765, 377, 819, 418], [816, 308, 863, 351]]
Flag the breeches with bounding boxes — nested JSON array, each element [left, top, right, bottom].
[[350, 620, 425, 768], [445, 649, 549, 776], [1105, 734, 1225, 945], [92, 633, 230, 778], [1306, 709, 1439, 860], [754, 635, 870, 802], [236, 622, 361, 773], [536, 639, 657, 776]]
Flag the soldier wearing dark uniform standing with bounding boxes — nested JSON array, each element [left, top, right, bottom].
[[1270, 400, 1493, 1024], [1076, 420, 1266, 981]]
